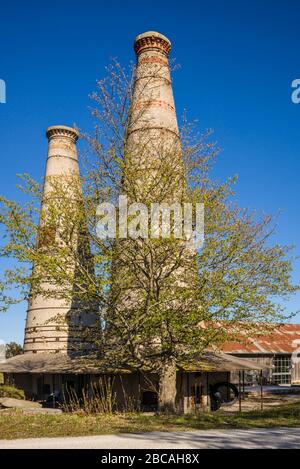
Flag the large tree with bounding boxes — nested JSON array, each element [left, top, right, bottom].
[[5, 342, 23, 359], [0, 61, 298, 412]]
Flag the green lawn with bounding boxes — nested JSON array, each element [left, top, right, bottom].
[[1, 402, 300, 440]]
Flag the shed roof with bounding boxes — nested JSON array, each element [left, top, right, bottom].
[[179, 351, 266, 372], [0, 353, 131, 375], [0, 350, 266, 374]]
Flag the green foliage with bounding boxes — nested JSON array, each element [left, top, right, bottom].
[[5, 342, 23, 359], [0, 385, 25, 400]]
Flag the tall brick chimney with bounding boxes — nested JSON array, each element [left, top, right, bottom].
[[110, 32, 193, 323], [131, 31, 177, 136], [24, 125, 85, 354], [124, 31, 185, 203]]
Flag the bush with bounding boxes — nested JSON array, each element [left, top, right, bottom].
[[0, 385, 25, 400]]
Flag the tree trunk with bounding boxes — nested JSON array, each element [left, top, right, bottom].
[[158, 359, 177, 413]]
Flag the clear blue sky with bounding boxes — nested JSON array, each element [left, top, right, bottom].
[[0, 0, 299, 344]]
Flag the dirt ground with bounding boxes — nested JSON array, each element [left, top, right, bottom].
[[222, 393, 300, 413]]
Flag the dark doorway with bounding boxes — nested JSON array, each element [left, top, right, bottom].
[[142, 391, 158, 412]]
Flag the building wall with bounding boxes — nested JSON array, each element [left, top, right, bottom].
[[230, 355, 273, 385], [292, 360, 300, 384], [9, 373, 35, 398], [229, 353, 300, 386], [6, 370, 230, 412], [177, 371, 229, 413]]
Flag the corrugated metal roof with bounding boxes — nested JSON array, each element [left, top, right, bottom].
[[222, 324, 300, 354]]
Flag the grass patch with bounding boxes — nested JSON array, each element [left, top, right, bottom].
[[1, 402, 300, 440]]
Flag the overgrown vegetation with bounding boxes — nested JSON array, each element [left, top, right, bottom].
[[61, 378, 117, 414], [60, 376, 140, 414], [0, 385, 25, 400], [1, 402, 300, 440]]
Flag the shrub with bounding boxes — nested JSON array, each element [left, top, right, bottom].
[[0, 385, 25, 400]]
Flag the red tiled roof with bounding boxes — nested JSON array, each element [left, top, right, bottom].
[[222, 324, 300, 354]]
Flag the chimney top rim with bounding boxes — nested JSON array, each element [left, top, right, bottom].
[[46, 125, 79, 141], [134, 31, 171, 56], [134, 31, 171, 46]]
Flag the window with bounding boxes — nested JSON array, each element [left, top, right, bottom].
[[272, 355, 291, 385]]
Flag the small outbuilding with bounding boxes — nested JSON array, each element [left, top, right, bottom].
[[0, 351, 266, 413]]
